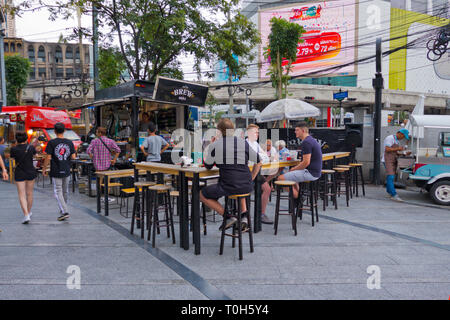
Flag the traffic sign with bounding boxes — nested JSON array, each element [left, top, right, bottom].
[[333, 90, 348, 101]]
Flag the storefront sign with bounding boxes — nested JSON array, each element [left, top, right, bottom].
[[153, 76, 209, 107], [9, 113, 26, 122]]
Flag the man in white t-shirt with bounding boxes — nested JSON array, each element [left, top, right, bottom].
[[246, 124, 273, 224]]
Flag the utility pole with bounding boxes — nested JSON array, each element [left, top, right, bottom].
[[0, 8, 6, 108], [372, 38, 383, 185], [92, 3, 100, 127], [77, 7, 90, 137]]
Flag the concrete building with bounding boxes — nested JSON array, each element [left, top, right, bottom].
[[4, 37, 94, 107], [1, 0, 16, 38]]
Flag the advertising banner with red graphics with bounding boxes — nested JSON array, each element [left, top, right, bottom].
[[28, 108, 72, 129], [67, 109, 82, 119], [259, 0, 357, 80]]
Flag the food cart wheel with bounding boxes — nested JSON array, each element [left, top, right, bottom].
[[430, 180, 450, 206]]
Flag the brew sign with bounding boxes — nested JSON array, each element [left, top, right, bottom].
[[153, 76, 208, 107]]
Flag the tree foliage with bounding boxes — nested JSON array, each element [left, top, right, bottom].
[[5, 55, 31, 105], [263, 17, 305, 99], [98, 47, 127, 89], [11, 0, 260, 83]]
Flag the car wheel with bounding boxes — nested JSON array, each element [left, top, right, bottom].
[[430, 180, 450, 206]]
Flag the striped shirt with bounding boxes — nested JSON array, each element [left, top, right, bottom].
[[87, 136, 121, 171]]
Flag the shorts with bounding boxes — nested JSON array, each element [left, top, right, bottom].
[[282, 169, 319, 183], [201, 183, 228, 200], [14, 168, 37, 182]]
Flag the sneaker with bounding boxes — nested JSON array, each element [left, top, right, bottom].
[[261, 214, 273, 224], [22, 215, 31, 224], [29, 212, 32, 218], [219, 215, 237, 231], [240, 212, 249, 230], [57, 213, 70, 221], [390, 195, 404, 202]]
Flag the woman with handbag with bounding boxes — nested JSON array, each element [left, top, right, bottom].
[[10, 132, 37, 224]]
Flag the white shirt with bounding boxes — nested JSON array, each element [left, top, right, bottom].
[[246, 139, 269, 163], [382, 134, 398, 163]]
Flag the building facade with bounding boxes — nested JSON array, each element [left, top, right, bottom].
[[1, 0, 16, 38]]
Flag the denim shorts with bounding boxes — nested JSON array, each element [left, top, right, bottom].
[[282, 169, 319, 183]]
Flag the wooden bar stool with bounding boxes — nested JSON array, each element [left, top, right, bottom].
[[119, 187, 140, 218], [336, 165, 353, 199], [320, 170, 338, 211], [349, 163, 365, 197], [333, 167, 351, 207], [297, 180, 320, 227], [220, 193, 253, 260], [273, 180, 298, 236], [130, 181, 155, 238], [148, 184, 176, 248]]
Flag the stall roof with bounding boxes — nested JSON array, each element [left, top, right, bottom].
[[409, 115, 450, 128]]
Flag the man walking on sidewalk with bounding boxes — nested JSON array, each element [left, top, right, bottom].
[[42, 123, 76, 221]]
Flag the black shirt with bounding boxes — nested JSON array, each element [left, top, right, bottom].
[[300, 135, 322, 178], [45, 138, 75, 178], [10, 144, 37, 181], [204, 136, 261, 194]]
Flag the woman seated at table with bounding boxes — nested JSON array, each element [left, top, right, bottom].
[[265, 139, 278, 162], [200, 118, 262, 231]]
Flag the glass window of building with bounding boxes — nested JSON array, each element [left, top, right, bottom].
[[4, 43, 9, 52], [38, 46, 46, 63], [28, 46, 35, 62], [56, 68, 64, 78], [38, 67, 47, 79], [55, 46, 63, 64], [65, 47, 73, 63], [29, 69, 36, 80], [75, 47, 80, 63], [10, 43, 15, 52], [66, 68, 74, 79]]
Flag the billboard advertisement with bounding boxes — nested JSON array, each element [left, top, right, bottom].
[[259, 0, 358, 80]]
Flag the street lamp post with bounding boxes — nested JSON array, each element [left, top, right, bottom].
[[0, 8, 6, 108]]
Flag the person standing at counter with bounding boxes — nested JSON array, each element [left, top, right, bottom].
[[87, 127, 121, 171], [382, 129, 410, 202], [139, 112, 154, 132], [140, 122, 169, 162]]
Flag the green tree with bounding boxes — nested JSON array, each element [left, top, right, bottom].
[[5, 55, 31, 105], [263, 17, 305, 99], [13, 0, 260, 82], [98, 47, 127, 89]]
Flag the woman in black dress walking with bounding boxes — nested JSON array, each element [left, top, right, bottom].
[[10, 132, 37, 224]]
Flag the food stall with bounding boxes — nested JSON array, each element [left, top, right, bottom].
[[59, 76, 209, 166]]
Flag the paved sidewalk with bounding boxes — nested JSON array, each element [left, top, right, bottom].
[[0, 180, 449, 300]]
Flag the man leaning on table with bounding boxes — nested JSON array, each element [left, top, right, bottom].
[[278, 121, 322, 199]]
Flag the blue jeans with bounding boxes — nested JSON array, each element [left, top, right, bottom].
[[386, 175, 397, 197]]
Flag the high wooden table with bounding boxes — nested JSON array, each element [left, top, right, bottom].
[[95, 169, 147, 216], [134, 151, 350, 255]]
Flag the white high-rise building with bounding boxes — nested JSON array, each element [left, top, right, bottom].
[[1, 0, 16, 38]]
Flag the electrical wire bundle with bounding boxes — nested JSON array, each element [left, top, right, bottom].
[[426, 25, 450, 61]]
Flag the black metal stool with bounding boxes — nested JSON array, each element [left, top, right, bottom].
[[130, 181, 156, 239], [320, 169, 338, 211], [273, 180, 298, 236], [349, 163, 365, 197], [297, 180, 319, 227], [333, 167, 351, 207], [220, 193, 253, 260], [147, 184, 176, 248]]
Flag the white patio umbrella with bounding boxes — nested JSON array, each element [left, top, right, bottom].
[[257, 98, 320, 123]]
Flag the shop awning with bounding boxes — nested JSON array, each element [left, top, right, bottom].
[[409, 115, 450, 128]]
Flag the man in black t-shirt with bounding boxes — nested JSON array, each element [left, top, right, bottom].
[[42, 123, 76, 221], [278, 122, 322, 199], [200, 119, 262, 230]]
